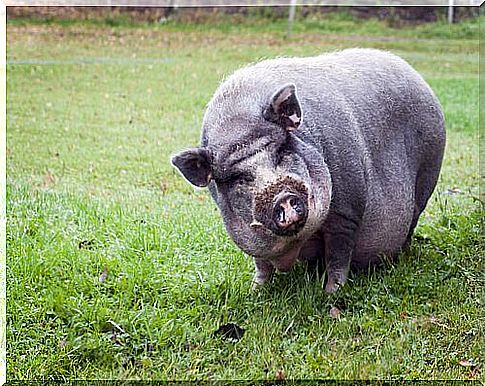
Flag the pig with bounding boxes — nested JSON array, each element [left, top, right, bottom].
[[171, 48, 445, 293]]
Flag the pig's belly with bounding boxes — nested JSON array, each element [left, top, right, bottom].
[[353, 178, 415, 265]]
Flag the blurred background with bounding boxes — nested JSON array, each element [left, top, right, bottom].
[[7, 5, 480, 28]]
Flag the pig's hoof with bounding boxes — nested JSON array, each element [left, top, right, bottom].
[[251, 280, 266, 291], [251, 275, 272, 290], [251, 281, 263, 291], [325, 281, 341, 294], [325, 272, 347, 294]]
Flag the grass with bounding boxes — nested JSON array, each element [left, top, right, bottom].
[[6, 13, 483, 380]]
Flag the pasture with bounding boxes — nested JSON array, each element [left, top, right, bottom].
[[6, 13, 483, 380]]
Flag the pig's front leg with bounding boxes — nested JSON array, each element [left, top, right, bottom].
[[324, 233, 352, 293], [323, 212, 360, 293], [252, 258, 275, 289]]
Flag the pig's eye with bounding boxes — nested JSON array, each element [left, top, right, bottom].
[[215, 172, 253, 186], [232, 174, 254, 186], [236, 173, 254, 184], [273, 143, 289, 167]]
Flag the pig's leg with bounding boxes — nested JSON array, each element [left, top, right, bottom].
[[323, 212, 360, 293], [402, 203, 420, 252], [404, 164, 442, 251], [324, 233, 353, 293], [252, 258, 275, 288]]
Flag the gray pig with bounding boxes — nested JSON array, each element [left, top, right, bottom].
[[172, 48, 445, 293]]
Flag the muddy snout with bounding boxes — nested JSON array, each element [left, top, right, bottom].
[[253, 176, 310, 237], [272, 192, 308, 233]]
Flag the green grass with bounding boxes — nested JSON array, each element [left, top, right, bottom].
[[6, 15, 483, 380]]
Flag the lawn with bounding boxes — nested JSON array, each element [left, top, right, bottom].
[[6, 12, 483, 380]]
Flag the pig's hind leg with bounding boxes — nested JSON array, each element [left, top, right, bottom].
[[404, 163, 443, 251]]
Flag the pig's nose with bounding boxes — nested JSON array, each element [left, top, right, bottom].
[[272, 193, 307, 233]]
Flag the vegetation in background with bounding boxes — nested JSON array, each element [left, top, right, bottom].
[[7, 7, 481, 40], [6, 13, 483, 380]]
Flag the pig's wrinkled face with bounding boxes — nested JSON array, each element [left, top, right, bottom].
[[172, 83, 332, 262], [207, 139, 329, 260]]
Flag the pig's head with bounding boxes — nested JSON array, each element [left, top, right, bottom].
[[172, 83, 332, 265]]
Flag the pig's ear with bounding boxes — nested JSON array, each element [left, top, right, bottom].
[[171, 148, 212, 187], [263, 83, 302, 131]]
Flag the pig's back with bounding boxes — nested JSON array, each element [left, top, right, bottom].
[[211, 48, 444, 159]]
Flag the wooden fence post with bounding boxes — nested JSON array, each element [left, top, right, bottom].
[[287, 0, 297, 38], [448, 0, 454, 24]]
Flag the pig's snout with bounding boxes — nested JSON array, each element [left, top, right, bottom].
[[272, 193, 308, 235], [253, 176, 310, 237]]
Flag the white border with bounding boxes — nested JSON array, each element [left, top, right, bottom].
[[3, 1, 485, 6], [0, 2, 5, 385], [1, 4, 482, 384]]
